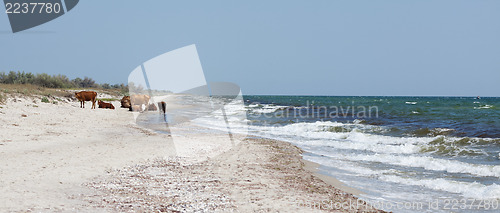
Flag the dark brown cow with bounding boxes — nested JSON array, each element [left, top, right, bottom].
[[98, 100, 115, 109], [147, 103, 157, 111], [158, 101, 166, 114], [158, 101, 167, 122], [75, 91, 97, 109], [121, 96, 131, 108]]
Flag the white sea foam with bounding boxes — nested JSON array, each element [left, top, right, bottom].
[[353, 119, 365, 124], [380, 175, 500, 199], [474, 105, 493, 109], [405, 102, 417, 105], [307, 155, 500, 200], [306, 155, 394, 176], [433, 128, 454, 133], [297, 139, 420, 154], [247, 104, 260, 108], [250, 104, 289, 114], [196, 120, 493, 159], [200, 120, 457, 155], [320, 152, 500, 178]]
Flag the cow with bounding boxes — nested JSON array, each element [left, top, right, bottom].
[[158, 101, 166, 114], [129, 94, 150, 112], [158, 101, 167, 122], [147, 103, 157, 111], [130, 94, 150, 106], [120, 96, 131, 108], [75, 91, 97, 109], [129, 105, 141, 112], [98, 100, 115, 109]]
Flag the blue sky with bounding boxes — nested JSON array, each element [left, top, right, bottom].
[[0, 0, 499, 96]]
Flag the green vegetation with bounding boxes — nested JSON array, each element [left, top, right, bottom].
[[0, 72, 130, 104], [99, 98, 118, 102], [0, 71, 127, 91], [0, 83, 73, 98], [41, 97, 49, 103]]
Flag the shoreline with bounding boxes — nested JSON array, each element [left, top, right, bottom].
[[0, 94, 382, 212], [83, 137, 382, 212], [302, 158, 364, 196]]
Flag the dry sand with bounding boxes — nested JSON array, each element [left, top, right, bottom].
[[0, 94, 382, 212]]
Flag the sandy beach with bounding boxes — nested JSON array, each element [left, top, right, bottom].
[[0, 92, 382, 212]]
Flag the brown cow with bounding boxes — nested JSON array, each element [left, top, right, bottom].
[[75, 91, 97, 109], [129, 94, 150, 112], [158, 101, 166, 114], [129, 105, 141, 112], [130, 94, 150, 106], [98, 100, 115, 109], [147, 103, 157, 111], [121, 96, 131, 108]]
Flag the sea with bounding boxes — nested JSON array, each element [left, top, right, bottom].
[[141, 95, 500, 212], [238, 96, 500, 212]]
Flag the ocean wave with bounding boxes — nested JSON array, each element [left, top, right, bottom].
[[251, 122, 433, 154], [353, 119, 366, 124], [249, 104, 290, 114], [299, 127, 491, 157], [474, 105, 494, 109], [278, 121, 383, 134], [307, 155, 399, 176], [299, 138, 420, 154], [321, 152, 500, 178], [307, 156, 500, 199], [196, 119, 498, 158], [271, 121, 495, 153], [419, 137, 497, 156], [193, 118, 500, 176], [410, 128, 455, 137], [246, 104, 261, 108], [405, 102, 417, 105]]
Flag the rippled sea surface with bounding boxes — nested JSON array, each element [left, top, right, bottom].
[[237, 96, 500, 212]]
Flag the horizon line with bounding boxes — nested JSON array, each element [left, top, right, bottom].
[[241, 94, 499, 98]]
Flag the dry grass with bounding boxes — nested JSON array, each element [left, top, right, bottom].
[[0, 84, 126, 104], [0, 84, 72, 97]]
